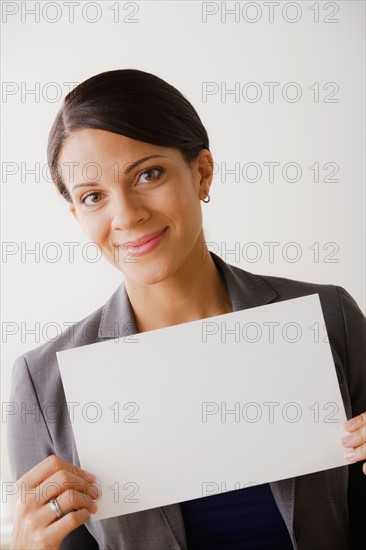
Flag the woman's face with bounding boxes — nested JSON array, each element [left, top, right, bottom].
[[58, 128, 213, 285]]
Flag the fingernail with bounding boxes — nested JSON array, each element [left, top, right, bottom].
[[89, 485, 99, 498], [341, 434, 353, 445], [343, 419, 355, 429], [82, 469, 96, 482], [345, 452, 357, 462]]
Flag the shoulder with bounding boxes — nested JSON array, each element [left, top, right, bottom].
[[254, 270, 343, 309], [225, 258, 365, 372], [23, 302, 103, 364], [252, 270, 365, 327], [213, 252, 358, 319], [224, 254, 357, 320], [11, 284, 123, 393], [248, 269, 365, 345]]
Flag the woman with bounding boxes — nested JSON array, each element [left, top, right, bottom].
[[8, 69, 366, 550]]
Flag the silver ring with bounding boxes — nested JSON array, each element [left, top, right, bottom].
[[49, 498, 64, 519]]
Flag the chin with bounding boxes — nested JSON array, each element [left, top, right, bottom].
[[120, 257, 176, 287]]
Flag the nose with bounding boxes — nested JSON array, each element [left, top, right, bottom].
[[110, 188, 150, 232]]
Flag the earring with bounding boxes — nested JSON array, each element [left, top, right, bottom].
[[202, 192, 210, 203]]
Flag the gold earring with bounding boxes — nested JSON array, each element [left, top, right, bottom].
[[202, 192, 210, 203]]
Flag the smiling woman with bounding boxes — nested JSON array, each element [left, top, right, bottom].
[[7, 69, 366, 550], [55, 129, 215, 298]]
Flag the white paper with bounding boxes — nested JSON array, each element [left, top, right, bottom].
[[57, 294, 349, 521]]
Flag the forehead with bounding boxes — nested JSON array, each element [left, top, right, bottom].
[[58, 128, 177, 165]]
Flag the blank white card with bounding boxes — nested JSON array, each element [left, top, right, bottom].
[[57, 293, 349, 521]]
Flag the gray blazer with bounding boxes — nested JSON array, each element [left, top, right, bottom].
[[7, 252, 366, 550]]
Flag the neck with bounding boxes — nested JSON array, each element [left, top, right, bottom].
[[124, 241, 233, 333]]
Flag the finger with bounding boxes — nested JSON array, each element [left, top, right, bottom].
[[341, 423, 366, 448], [343, 412, 366, 433], [38, 491, 98, 528], [36, 470, 101, 506], [18, 455, 96, 490], [344, 442, 366, 463], [363, 463, 366, 476], [55, 489, 98, 518], [43, 508, 91, 547]]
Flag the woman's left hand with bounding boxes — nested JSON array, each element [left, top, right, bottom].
[[341, 412, 366, 474]]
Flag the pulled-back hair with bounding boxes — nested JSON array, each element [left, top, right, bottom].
[[47, 69, 210, 202]]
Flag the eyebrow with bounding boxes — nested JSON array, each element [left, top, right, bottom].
[[71, 154, 168, 190]]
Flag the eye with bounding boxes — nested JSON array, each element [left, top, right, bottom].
[[81, 192, 104, 206], [137, 167, 165, 185]]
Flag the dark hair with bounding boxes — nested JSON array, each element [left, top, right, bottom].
[[47, 69, 210, 203]]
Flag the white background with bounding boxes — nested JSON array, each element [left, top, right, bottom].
[[1, 0, 365, 489]]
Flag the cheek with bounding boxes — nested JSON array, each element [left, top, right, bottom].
[[160, 180, 201, 223], [178, 189, 202, 227], [79, 214, 109, 245]]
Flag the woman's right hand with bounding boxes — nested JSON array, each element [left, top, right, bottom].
[[11, 454, 100, 549]]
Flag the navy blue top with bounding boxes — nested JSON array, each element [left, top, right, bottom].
[[180, 483, 294, 549]]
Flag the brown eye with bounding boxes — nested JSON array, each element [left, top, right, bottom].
[[137, 167, 164, 185], [81, 192, 104, 206]]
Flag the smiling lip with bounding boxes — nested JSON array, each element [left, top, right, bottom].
[[118, 227, 168, 256]]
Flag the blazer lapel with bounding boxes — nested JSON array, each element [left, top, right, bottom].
[[97, 252, 294, 550], [98, 277, 138, 339]]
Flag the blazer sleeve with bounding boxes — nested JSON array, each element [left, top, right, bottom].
[[336, 286, 366, 547], [7, 355, 99, 550], [7, 355, 54, 479], [336, 286, 366, 417]]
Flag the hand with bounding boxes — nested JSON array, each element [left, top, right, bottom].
[[341, 412, 366, 475], [11, 455, 100, 549]]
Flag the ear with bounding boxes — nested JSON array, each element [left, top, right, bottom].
[[68, 203, 78, 221], [195, 149, 214, 200]]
